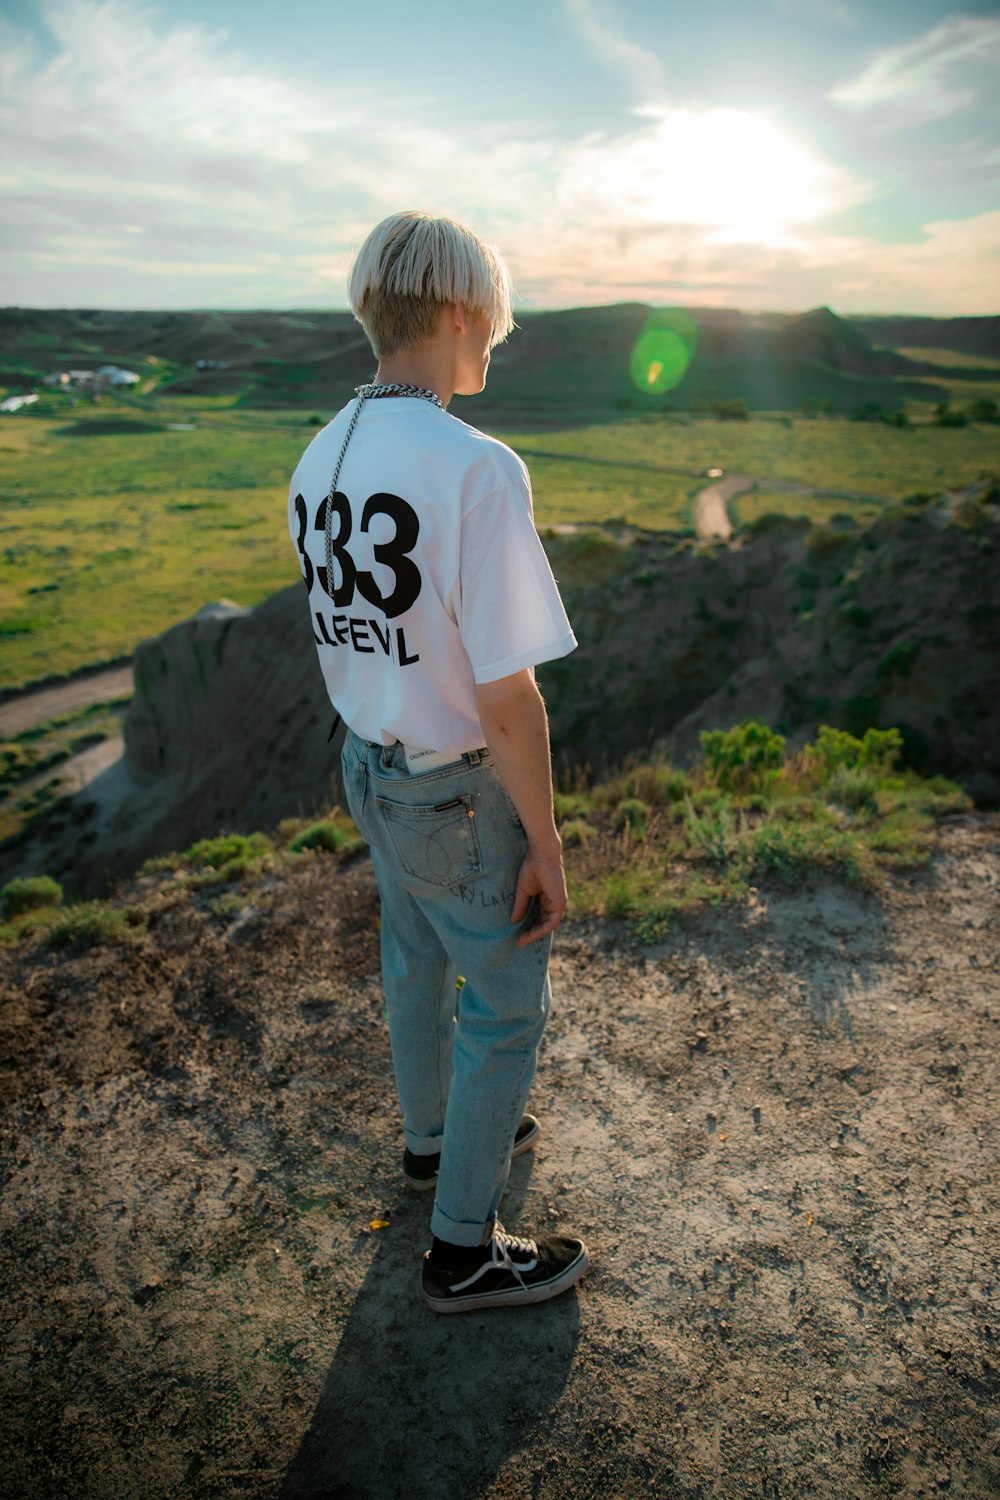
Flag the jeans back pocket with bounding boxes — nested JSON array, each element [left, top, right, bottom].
[[376, 793, 482, 888]]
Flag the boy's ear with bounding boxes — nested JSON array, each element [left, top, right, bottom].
[[451, 301, 471, 334]]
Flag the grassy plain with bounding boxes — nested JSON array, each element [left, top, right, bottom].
[[1, 401, 998, 689], [501, 415, 1000, 498], [0, 408, 307, 686]]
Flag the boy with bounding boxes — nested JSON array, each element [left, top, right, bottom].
[[288, 211, 589, 1312]]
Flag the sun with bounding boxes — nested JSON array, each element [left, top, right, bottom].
[[566, 106, 861, 248]]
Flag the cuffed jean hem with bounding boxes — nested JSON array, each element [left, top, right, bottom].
[[430, 1206, 496, 1249], [405, 1131, 445, 1154]]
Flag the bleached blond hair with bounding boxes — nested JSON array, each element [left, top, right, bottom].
[[347, 211, 515, 358]]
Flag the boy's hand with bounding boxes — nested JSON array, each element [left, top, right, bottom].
[[511, 851, 567, 946]]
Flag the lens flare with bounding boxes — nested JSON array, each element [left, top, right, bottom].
[[629, 311, 699, 395]]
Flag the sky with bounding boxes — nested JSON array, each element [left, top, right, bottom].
[[0, 0, 998, 315]]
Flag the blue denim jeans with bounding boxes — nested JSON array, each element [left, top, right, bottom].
[[341, 729, 552, 1247]]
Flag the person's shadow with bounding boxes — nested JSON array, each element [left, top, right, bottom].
[[279, 1154, 582, 1500]]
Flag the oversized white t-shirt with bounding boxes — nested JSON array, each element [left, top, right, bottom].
[[287, 397, 577, 750]]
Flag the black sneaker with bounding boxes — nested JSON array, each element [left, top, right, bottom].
[[423, 1223, 590, 1313], [403, 1113, 540, 1192]]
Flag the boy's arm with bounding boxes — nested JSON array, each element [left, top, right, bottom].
[[473, 669, 566, 948]]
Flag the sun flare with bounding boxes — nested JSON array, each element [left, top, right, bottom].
[[563, 106, 865, 247]]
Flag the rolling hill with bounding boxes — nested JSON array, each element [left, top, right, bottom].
[[2, 304, 996, 422]]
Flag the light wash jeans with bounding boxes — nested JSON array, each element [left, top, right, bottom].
[[341, 729, 552, 1248]]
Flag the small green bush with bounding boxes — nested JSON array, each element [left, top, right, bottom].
[[560, 818, 595, 848], [809, 724, 903, 774], [752, 824, 816, 883], [683, 799, 743, 864], [184, 832, 272, 869], [614, 798, 649, 836], [827, 767, 879, 813], [290, 820, 360, 854], [554, 790, 595, 821], [700, 719, 785, 792], [47, 901, 149, 949], [2, 874, 63, 919]]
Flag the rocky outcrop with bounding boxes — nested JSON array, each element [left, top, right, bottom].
[[123, 592, 337, 829], [2, 590, 336, 896], [541, 477, 1000, 802]]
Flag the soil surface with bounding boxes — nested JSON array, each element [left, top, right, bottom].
[[1, 817, 998, 1499]]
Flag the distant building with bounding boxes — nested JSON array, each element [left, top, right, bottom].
[[41, 367, 140, 390], [1, 394, 39, 413]]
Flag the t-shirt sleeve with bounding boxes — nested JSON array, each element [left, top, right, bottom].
[[458, 466, 577, 685]]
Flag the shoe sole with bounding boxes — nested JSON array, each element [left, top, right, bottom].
[[423, 1243, 590, 1313], [403, 1115, 540, 1192]]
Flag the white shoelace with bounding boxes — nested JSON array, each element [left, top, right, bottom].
[[451, 1225, 539, 1293]]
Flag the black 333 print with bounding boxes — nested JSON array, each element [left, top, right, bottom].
[[293, 490, 422, 620]]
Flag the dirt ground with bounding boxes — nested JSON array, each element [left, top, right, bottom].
[[1, 815, 998, 1500]]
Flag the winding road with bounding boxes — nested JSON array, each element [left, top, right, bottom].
[[694, 471, 886, 539], [0, 664, 134, 738]]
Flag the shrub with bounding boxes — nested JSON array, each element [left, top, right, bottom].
[[554, 791, 594, 821], [756, 822, 873, 886], [560, 818, 595, 848], [184, 832, 272, 868], [827, 767, 879, 813], [290, 820, 360, 854], [48, 901, 149, 949], [683, 799, 743, 865], [614, 798, 649, 836], [657, 768, 694, 804], [808, 724, 903, 775], [700, 719, 786, 792], [2, 874, 63, 919], [604, 763, 692, 807]]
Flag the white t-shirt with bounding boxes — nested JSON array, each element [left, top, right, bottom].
[[287, 397, 577, 750]]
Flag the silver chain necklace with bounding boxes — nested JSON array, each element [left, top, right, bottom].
[[324, 382, 442, 589]]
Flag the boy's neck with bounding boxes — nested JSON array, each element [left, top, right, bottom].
[[376, 343, 453, 409]]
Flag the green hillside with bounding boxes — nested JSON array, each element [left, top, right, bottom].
[[2, 304, 997, 423]]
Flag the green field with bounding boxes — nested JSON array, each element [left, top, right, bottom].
[[500, 414, 1000, 497], [1, 401, 998, 690]]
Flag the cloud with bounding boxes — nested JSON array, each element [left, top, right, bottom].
[[0, 0, 994, 316], [829, 13, 1000, 119], [560, 0, 664, 100], [510, 210, 1000, 317]]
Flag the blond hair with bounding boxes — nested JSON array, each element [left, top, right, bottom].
[[348, 211, 515, 358]]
